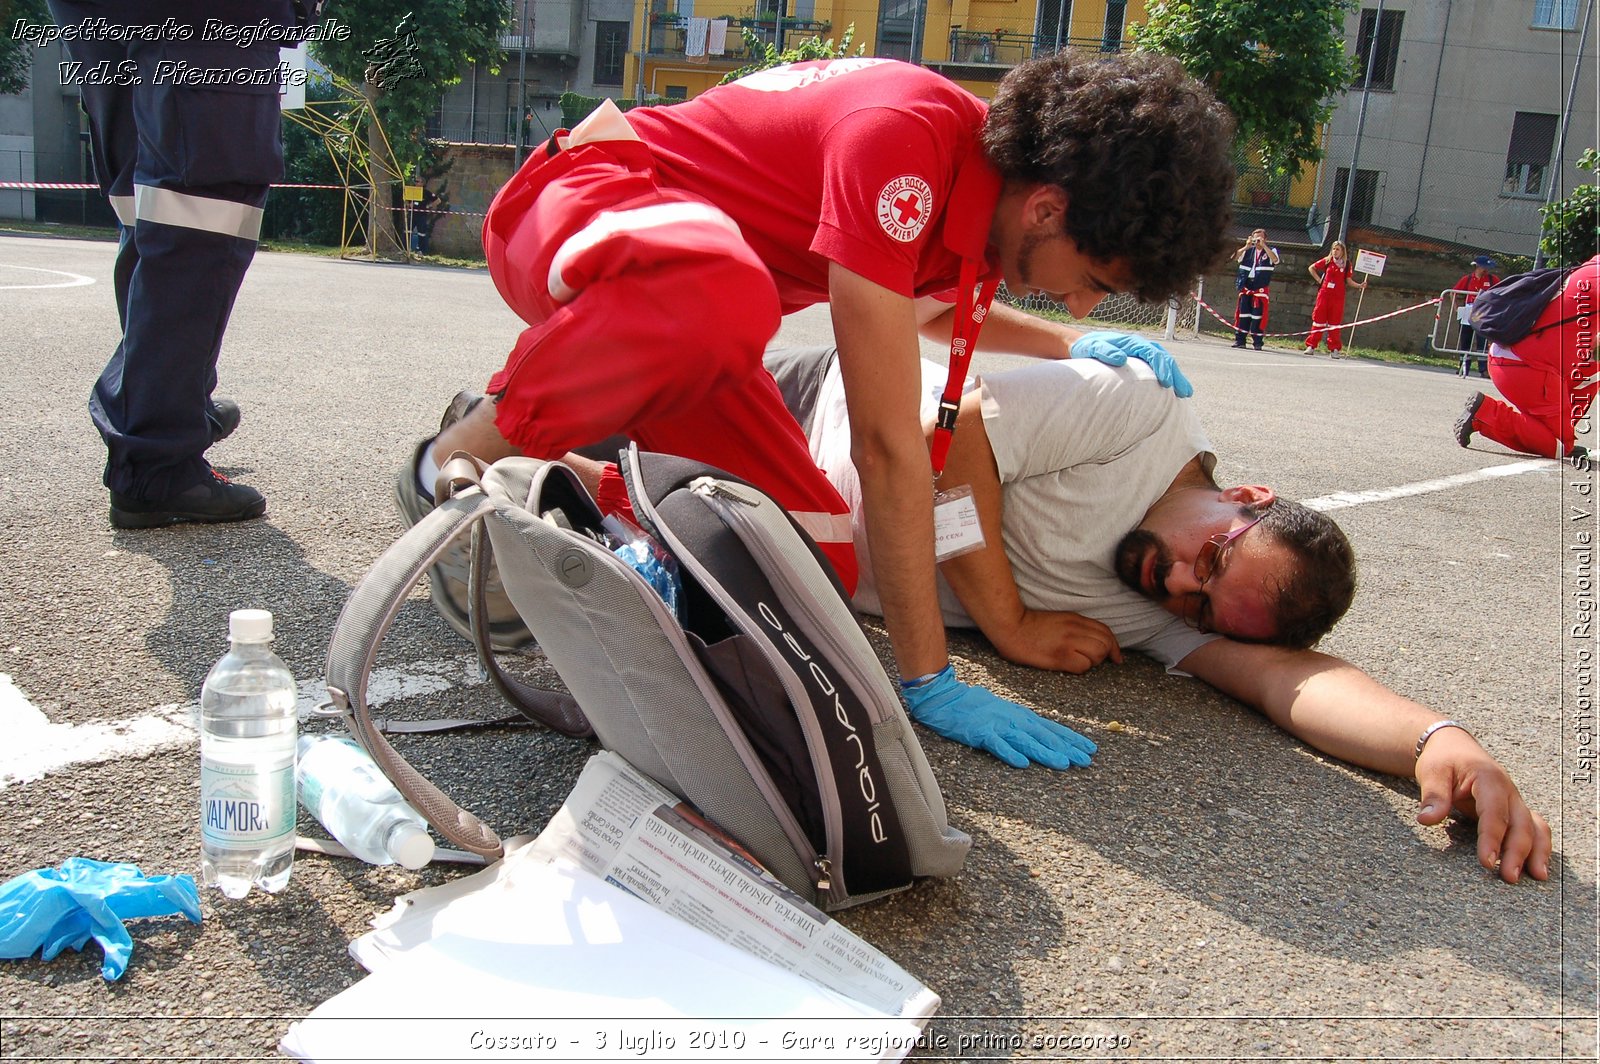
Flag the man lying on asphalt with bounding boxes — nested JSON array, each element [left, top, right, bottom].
[[758, 344, 1551, 885]]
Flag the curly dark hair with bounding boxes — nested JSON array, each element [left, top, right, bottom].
[[1248, 500, 1357, 649], [981, 50, 1237, 301]]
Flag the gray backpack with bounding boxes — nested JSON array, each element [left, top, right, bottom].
[[324, 445, 970, 909]]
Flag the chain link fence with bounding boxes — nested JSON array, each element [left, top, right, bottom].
[[999, 285, 1199, 336]]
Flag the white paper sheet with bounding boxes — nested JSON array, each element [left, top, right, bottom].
[[281, 857, 924, 1063]]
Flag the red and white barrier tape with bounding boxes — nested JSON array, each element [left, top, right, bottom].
[[0, 181, 353, 191], [385, 203, 487, 218], [1195, 292, 1442, 340], [0, 181, 486, 218]]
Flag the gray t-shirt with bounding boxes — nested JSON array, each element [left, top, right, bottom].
[[777, 348, 1217, 669]]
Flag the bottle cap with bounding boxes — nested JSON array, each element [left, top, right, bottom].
[[229, 609, 273, 642], [387, 820, 436, 870]]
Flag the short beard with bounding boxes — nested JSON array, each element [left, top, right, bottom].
[[1114, 528, 1169, 599]]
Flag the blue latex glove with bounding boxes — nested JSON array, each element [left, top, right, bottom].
[[0, 858, 201, 981], [1072, 331, 1195, 398], [901, 666, 1096, 770]]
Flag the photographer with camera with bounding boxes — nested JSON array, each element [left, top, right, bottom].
[[1231, 228, 1280, 351]]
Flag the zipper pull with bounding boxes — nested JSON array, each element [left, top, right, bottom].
[[814, 855, 833, 895], [690, 476, 758, 505]]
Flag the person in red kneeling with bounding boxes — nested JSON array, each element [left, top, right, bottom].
[[1303, 241, 1367, 357], [1455, 254, 1599, 461]]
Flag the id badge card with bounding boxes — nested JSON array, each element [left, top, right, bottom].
[[933, 484, 985, 562]]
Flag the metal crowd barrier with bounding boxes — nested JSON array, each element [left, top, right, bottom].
[[1430, 288, 1491, 377]]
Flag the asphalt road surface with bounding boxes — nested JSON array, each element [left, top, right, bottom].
[[1, 233, 1595, 1061]]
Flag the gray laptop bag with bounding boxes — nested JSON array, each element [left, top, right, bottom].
[[325, 445, 970, 909]]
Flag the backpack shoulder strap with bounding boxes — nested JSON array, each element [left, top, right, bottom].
[[1524, 310, 1585, 340], [325, 487, 507, 857]]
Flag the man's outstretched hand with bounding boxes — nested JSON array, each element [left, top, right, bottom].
[[1415, 725, 1552, 883]]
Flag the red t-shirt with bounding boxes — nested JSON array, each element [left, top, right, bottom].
[[1312, 257, 1351, 291], [626, 59, 999, 313], [1455, 271, 1500, 302], [1310, 257, 1352, 318]]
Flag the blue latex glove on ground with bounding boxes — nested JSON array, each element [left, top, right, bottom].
[[0, 858, 201, 981], [901, 665, 1096, 770], [1072, 330, 1195, 398]]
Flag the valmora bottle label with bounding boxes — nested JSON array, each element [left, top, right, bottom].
[[201, 758, 296, 848]]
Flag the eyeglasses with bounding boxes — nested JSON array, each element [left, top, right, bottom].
[[1181, 510, 1268, 633]]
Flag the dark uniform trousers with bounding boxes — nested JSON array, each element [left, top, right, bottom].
[[47, 1, 290, 498]]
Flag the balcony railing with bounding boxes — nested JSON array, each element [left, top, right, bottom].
[[499, 30, 580, 60], [944, 28, 1126, 66], [645, 14, 832, 59]]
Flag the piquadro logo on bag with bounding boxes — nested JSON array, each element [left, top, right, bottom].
[[876, 176, 932, 243], [757, 602, 887, 844]]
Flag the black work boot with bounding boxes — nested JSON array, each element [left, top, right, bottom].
[[110, 470, 266, 529], [207, 399, 241, 443]]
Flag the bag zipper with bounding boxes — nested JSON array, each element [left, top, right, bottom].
[[686, 475, 893, 905], [629, 477, 833, 903], [689, 478, 897, 723], [553, 522, 770, 785]]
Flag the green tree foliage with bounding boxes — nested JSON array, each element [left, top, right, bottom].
[[1, 0, 50, 95], [719, 24, 860, 84], [1539, 148, 1599, 267], [558, 91, 654, 128], [312, 0, 509, 174], [1133, 0, 1357, 176]]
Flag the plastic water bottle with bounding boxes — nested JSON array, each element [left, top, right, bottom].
[[199, 609, 298, 898], [296, 735, 436, 869]]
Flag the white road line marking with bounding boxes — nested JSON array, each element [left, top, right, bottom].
[[1301, 458, 1556, 511], [0, 657, 485, 790], [0, 263, 96, 289], [1211, 359, 1338, 367]]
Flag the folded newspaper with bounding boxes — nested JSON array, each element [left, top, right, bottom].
[[525, 750, 938, 1019], [282, 751, 938, 1063]]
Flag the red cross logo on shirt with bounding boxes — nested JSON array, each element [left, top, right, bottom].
[[892, 191, 923, 227], [876, 175, 934, 243]]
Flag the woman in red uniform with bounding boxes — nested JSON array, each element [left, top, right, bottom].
[[1303, 240, 1366, 357]]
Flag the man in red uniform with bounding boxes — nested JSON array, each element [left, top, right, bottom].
[[398, 53, 1236, 770], [1455, 255, 1598, 460], [1453, 254, 1500, 377]]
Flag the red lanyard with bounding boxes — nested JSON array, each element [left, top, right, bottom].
[[929, 259, 999, 478]]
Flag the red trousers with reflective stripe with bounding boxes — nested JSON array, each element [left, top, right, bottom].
[[482, 137, 858, 592], [1475, 356, 1595, 459]]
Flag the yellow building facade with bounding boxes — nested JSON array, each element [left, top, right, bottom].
[[625, 0, 1150, 103], [623, 0, 1316, 216]]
